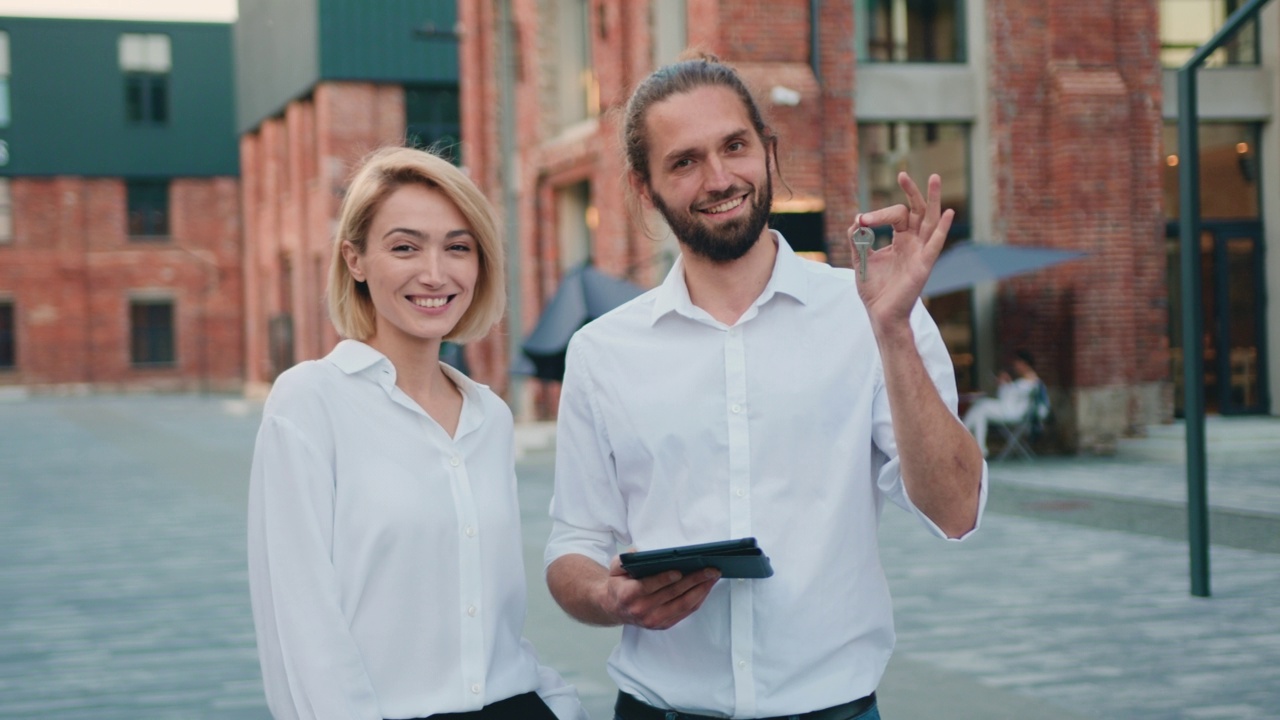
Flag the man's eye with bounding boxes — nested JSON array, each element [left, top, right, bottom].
[[728, 141, 745, 152]]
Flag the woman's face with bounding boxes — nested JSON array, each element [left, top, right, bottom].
[[343, 183, 481, 349]]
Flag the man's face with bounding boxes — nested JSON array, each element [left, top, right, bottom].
[[638, 85, 773, 264]]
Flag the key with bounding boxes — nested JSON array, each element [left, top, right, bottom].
[[852, 226, 874, 283]]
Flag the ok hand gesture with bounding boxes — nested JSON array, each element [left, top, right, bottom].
[[848, 172, 954, 330]]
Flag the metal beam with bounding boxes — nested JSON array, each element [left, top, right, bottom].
[[1176, 0, 1272, 598]]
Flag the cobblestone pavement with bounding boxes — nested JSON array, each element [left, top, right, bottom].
[[1, 395, 1277, 719]]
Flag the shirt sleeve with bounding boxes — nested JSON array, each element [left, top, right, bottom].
[[870, 300, 989, 541], [247, 413, 382, 720], [544, 336, 630, 569]]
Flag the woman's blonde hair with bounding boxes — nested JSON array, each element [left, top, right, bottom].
[[327, 146, 506, 344]]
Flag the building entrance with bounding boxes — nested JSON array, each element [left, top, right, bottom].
[[1167, 221, 1269, 415]]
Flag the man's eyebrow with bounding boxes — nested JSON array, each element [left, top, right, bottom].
[[660, 128, 752, 165]]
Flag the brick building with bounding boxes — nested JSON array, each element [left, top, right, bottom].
[[460, 0, 1280, 451], [233, 0, 477, 396], [0, 17, 241, 393]]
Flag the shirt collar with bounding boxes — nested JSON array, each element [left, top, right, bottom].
[[328, 339, 392, 374], [327, 339, 487, 438], [649, 230, 811, 326]]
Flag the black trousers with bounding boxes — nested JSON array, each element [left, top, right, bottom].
[[393, 690, 558, 720]]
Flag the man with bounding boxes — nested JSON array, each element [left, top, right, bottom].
[[545, 56, 986, 720]]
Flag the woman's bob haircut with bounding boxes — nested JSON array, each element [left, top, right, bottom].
[[327, 145, 506, 345]]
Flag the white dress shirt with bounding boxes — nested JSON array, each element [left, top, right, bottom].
[[546, 234, 988, 718], [249, 340, 584, 720]]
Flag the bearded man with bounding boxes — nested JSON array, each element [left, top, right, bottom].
[[544, 56, 987, 720]]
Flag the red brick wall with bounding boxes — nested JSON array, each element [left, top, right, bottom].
[[0, 176, 242, 391], [239, 80, 519, 393], [240, 81, 405, 391], [990, 0, 1167, 447], [460, 0, 858, 417]]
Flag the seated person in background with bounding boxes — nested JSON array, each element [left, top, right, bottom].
[[963, 350, 1040, 458]]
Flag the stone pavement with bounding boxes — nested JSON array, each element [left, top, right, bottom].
[[0, 394, 1277, 719]]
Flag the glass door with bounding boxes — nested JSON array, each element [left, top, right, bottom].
[[1167, 222, 1269, 415]]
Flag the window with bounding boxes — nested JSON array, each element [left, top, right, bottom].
[[405, 84, 461, 163], [1160, 0, 1257, 67], [119, 33, 171, 124], [553, 0, 597, 129], [857, 0, 967, 63], [652, 0, 688, 68], [0, 299, 13, 369], [130, 299, 175, 366], [557, 182, 593, 272], [0, 31, 10, 128], [127, 179, 169, 238], [0, 178, 11, 243], [1162, 122, 1259, 221], [859, 122, 974, 390]]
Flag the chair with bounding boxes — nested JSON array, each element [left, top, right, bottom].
[[992, 381, 1050, 461]]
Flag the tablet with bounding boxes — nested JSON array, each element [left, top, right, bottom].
[[619, 537, 774, 579]]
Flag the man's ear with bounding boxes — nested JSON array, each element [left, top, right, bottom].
[[340, 241, 365, 282], [628, 171, 654, 210]]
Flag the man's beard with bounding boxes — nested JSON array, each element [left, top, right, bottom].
[[651, 171, 773, 264]]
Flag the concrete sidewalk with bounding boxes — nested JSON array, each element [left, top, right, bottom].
[[0, 395, 1275, 719], [518, 416, 1280, 720]]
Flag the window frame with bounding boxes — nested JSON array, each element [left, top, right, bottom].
[[126, 178, 171, 240], [129, 297, 176, 367], [856, 0, 968, 64], [0, 298, 14, 370]]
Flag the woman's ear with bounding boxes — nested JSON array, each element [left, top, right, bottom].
[[341, 241, 365, 282]]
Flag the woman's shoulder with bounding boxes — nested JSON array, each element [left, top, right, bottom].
[[262, 359, 343, 420]]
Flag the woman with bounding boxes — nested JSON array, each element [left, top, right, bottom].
[[247, 146, 585, 720]]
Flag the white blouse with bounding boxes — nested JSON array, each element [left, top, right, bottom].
[[248, 340, 584, 720]]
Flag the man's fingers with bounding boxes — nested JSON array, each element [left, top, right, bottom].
[[898, 171, 926, 216], [857, 204, 909, 232], [641, 572, 721, 630]]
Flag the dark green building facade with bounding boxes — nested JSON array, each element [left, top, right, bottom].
[[0, 16, 238, 177], [234, 0, 459, 140]]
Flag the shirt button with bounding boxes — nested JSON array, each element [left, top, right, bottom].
[[467, 605, 477, 617], [738, 660, 748, 669], [736, 488, 746, 498], [449, 456, 461, 467], [731, 404, 742, 414], [471, 683, 481, 694], [464, 525, 476, 537]]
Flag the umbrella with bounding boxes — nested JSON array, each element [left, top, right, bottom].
[[520, 263, 645, 381], [922, 241, 1086, 298]]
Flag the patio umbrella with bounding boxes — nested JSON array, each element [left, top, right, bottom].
[[922, 241, 1086, 298], [519, 263, 646, 381]]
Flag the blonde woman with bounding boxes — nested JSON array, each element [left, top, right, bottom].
[[248, 146, 584, 720]]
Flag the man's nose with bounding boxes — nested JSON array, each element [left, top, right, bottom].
[[703, 155, 733, 191]]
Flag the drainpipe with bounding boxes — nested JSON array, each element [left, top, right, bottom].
[[498, 0, 524, 418]]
